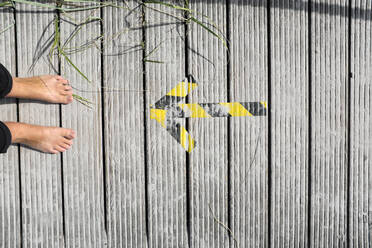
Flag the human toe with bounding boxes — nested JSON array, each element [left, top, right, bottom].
[[55, 145, 66, 153], [64, 95, 73, 104], [59, 90, 73, 103], [56, 83, 67, 92], [60, 78, 69, 84], [47, 146, 59, 154], [64, 85, 72, 91], [51, 149, 59, 154], [59, 142, 71, 150], [63, 138, 73, 146], [62, 129, 76, 139], [56, 76, 70, 84]]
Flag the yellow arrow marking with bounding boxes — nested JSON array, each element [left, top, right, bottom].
[[180, 125, 195, 152], [179, 103, 211, 118], [260, 101, 268, 109], [166, 82, 198, 97], [150, 109, 167, 127], [219, 102, 253, 117]]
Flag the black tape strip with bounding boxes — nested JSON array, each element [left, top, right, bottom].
[[240, 102, 266, 116], [153, 95, 184, 109], [199, 103, 231, 117], [165, 119, 181, 143]]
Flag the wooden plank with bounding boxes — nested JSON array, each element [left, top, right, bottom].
[[59, 4, 107, 247], [310, 0, 349, 246], [145, 1, 188, 246], [270, 1, 309, 247], [16, 3, 65, 247], [349, 1, 372, 246], [102, 1, 148, 247], [0, 6, 21, 247], [228, 0, 268, 246], [187, 0, 228, 246]]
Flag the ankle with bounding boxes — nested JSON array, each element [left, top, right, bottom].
[[6, 77, 27, 98], [3, 122, 35, 144], [3, 122, 21, 143]]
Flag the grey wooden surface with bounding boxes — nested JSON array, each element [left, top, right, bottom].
[[350, 0, 372, 247], [0, 5, 20, 248], [229, 0, 269, 247], [188, 0, 228, 247], [270, 0, 309, 247], [145, 1, 188, 246], [310, 0, 348, 247], [16, 3, 65, 247], [60, 4, 106, 247], [103, 1, 148, 247], [0, 0, 372, 247]]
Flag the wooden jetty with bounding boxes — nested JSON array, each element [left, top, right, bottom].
[[0, 0, 371, 247]]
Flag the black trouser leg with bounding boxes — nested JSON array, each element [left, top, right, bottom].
[[0, 63, 13, 153], [0, 122, 11, 153]]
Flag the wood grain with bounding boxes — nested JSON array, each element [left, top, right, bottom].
[[188, 0, 229, 247], [0, 6, 21, 248], [228, 0, 269, 247], [16, 3, 65, 247], [310, 0, 349, 247], [145, 1, 188, 246], [59, 4, 107, 247], [349, 0, 372, 246], [102, 1, 148, 247], [3, 1, 372, 247], [270, 0, 309, 247]]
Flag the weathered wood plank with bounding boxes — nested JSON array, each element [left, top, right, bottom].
[[145, 1, 188, 246], [310, 0, 349, 246], [228, 0, 268, 246], [16, 3, 65, 247], [0, 5, 21, 247], [59, 4, 107, 248], [270, 1, 309, 247], [102, 1, 148, 247], [349, 1, 372, 246], [187, 0, 229, 246]]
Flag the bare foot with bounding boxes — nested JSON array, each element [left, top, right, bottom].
[[6, 75, 73, 104], [4, 122, 75, 154]]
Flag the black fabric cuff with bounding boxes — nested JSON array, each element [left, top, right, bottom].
[[0, 63, 13, 99], [0, 121, 12, 154]]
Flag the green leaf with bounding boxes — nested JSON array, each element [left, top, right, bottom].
[[143, 59, 164, 64], [59, 49, 92, 84], [73, 93, 94, 108], [0, 21, 15, 35], [189, 16, 227, 49], [144, 0, 192, 12]]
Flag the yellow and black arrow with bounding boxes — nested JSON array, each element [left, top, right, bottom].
[[150, 76, 267, 152]]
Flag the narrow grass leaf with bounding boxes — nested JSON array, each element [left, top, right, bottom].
[[144, 41, 164, 59], [143, 59, 164, 64], [189, 16, 227, 48], [0, 1, 12, 7], [73, 93, 94, 108], [144, 0, 191, 12], [60, 49, 92, 83], [0, 21, 15, 35]]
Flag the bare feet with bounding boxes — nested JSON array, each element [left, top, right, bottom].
[[4, 122, 75, 154], [3, 75, 75, 153], [6, 75, 73, 104]]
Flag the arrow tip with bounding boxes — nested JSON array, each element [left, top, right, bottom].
[[166, 81, 198, 98]]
